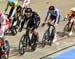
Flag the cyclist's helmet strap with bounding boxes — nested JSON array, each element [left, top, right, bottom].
[[49, 5, 55, 10]]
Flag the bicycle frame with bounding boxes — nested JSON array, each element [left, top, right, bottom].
[[64, 18, 74, 32], [42, 23, 55, 47], [18, 28, 38, 55]]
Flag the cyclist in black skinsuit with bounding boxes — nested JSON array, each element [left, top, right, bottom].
[[19, 8, 40, 49], [19, 8, 40, 33]]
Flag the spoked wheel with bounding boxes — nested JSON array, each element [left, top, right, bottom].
[[18, 35, 27, 55]]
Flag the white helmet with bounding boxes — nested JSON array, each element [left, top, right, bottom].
[[70, 7, 75, 12]]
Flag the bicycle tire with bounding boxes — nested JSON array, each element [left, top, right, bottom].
[[18, 35, 26, 55], [42, 26, 55, 47], [64, 22, 72, 33], [42, 31, 48, 47]]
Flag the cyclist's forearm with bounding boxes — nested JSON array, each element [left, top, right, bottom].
[[56, 15, 59, 23], [44, 10, 50, 22]]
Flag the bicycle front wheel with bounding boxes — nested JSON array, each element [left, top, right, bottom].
[[18, 34, 27, 55], [41, 31, 48, 47]]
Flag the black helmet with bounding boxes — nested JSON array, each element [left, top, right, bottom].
[[16, 5, 22, 12], [25, 8, 32, 13]]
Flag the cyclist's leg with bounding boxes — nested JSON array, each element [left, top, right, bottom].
[[32, 24, 39, 37], [8, 7, 14, 20], [28, 24, 38, 44], [49, 15, 57, 43], [69, 21, 74, 36], [19, 19, 26, 32], [53, 20, 58, 43], [48, 22, 56, 45], [48, 15, 56, 25], [33, 29, 39, 42]]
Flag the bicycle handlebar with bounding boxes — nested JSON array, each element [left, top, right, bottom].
[[41, 23, 53, 27]]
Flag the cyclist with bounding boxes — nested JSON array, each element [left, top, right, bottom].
[[19, 8, 40, 48], [42, 5, 60, 45], [21, 0, 30, 9], [0, 12, 10, 34], [42, 5, 60, 26], [65, 7, 75, 36], [0, 12, 10, 59], [15, 0, 30, 31], [3, 0, 19, 21]]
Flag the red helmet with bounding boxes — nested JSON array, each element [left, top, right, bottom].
[[0, 13, 2, 17], [49, 5, 55, 10]]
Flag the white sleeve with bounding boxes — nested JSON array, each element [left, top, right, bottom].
[[25, 0, 30, 6]]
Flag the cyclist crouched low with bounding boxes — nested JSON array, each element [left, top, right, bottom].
[[65, 7, 75, 36], [19, 8, 40, 47], [19, 8, 40, 32], [42, 5, 60, 44]]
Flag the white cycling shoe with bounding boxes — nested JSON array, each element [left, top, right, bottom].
[[53, 33, 57, 43], [68, 31, 73, 36]]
